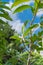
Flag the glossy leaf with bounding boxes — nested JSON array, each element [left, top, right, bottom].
[[10, 35, 21, 41], [24, 24, 39, 37], [0, 2, 12, 21], [13, 5, 31, 13], [0, 9, 9, 14], [0, 13, 12, 21], [0, 5, 11, 10], [11, 0, 30, 8], [22, 20, 30, 34]]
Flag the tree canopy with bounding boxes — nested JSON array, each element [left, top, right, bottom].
[[0, 0, 43, 65]]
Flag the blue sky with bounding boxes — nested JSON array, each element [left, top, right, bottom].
[[2, 0, 40, 22], [1, 0, 43, 56], [2, 0, 43, 33]]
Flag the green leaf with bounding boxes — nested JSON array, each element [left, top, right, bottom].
[[32, 43, 43, 51], [0, 19, 5, 24], [24, 20, 30, 26], [24, 24, 39, 37], [0, 5, 11, 10], [23, 27, 30, 37], [11, 0, 30, 8], [40, 21, 43, 28], [0, 13, 12, 21], [0, 2, 9, 4], [31, 7, 35, 14], [0, 63, 2, 65], [30, 24, 39, 29], [32, 44, 39, 50], [13, 5, 31, 13], [38, 42, 42, 46], [22, 25, 25, 35], [38, 31, 43, 36], [4, 62, 12, 65], [20, 51, 29, 56], [0, 9, 9, 14], [0, 2, 12, 21], [22, 20, 30, 34], [37, 47, 43, 51], [39, 3, 43, 8], [31, 34, 37, 43], [10, 35, 21, 41], [35, 0, 40, 4]]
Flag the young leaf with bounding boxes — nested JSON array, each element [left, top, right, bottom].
[[24, 20, 30, 26], [0, 19, 5, 24], [13, 5, 31, 13], [39, 3, 43, 8], [24, 24, 39, 37], [10, 35, 21, 41], [0, 9, 9, 14], [0, 5, 11, 10], [40, 21, 43, 28], [0, 13, 12, 21], [22, 20, 30, 34], [11, 0, 30, 8]]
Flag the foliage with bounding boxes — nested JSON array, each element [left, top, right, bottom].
[[0, 1, 12, 23], [11, 0, 43, 65], [0, 0, 43, 65]]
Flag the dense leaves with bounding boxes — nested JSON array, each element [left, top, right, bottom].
[[0, 1, 12, 22], [0, 0, 43, 65], [11, 0, 43, 65]]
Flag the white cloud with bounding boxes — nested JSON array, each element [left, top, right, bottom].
[[37, 9, 43, 17], [40, 51, 43, 57], [1, 0, 34, 33], [4, 1, 24, 33], [5, 0, 13, 7], [11, 20, 23, 33]]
